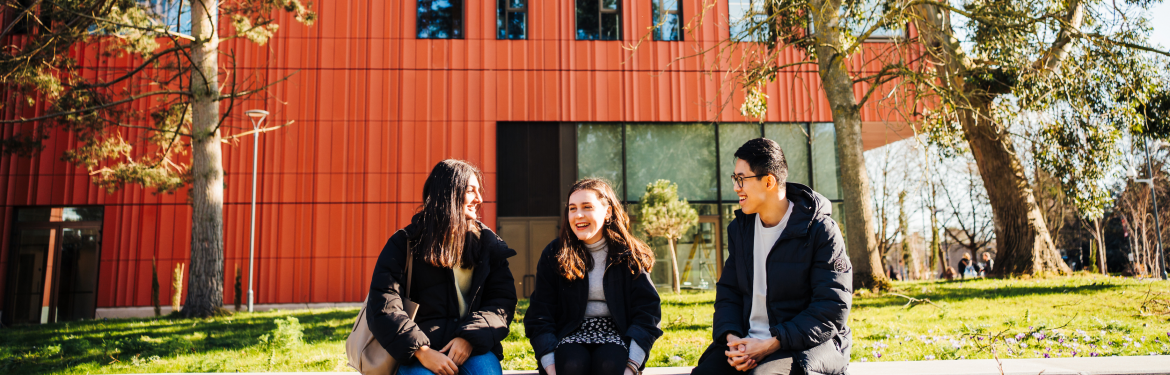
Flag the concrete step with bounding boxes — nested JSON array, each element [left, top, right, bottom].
[[122, 355, 1170, 375]]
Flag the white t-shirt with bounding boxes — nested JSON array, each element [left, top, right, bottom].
[[748, 200, 793, 339]]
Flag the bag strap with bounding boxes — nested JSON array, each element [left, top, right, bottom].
[[403, 237, 415, 301]]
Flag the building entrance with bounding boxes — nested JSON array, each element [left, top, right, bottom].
[[3, 207, 102, 325]]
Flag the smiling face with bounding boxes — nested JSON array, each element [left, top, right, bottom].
[[567, 189, 611, 245], [464, 175, 483, 220], [733, 158, 775, 215]]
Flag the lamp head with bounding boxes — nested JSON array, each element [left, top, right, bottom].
[[244, 109, 269, 119]]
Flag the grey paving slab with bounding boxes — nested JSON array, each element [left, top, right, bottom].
[[117, 355, 1170, 375]]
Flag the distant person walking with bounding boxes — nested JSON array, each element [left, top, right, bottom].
[[525, 179, 663, 375], [367, 159, 518, 375]]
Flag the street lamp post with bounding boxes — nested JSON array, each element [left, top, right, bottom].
[[244, 109, 269, 311], [1129, 134, 1167, 280]]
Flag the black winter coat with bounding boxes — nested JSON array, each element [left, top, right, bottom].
[[712, 183, 853, 375], [524, 239, 663, 370], [367, 216, 518, 363]]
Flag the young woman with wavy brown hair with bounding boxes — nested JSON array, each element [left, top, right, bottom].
[[524, 178, 663, 375]]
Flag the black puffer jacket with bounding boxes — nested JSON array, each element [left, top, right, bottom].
[[712, 183, 853, 375], [367, 215, 518, 363], [524, 239, 663, 371]]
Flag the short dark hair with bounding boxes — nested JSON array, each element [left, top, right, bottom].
[[734, 138, 788, 185]]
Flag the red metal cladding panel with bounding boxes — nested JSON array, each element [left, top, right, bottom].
[[0, 0, 918, 308]]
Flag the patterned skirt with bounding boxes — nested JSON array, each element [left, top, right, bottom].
[[558, 317, 628, 350]]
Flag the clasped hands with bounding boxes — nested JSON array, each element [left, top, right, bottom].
[[416, 337, 472, 375], [724, 334, 780, 372]]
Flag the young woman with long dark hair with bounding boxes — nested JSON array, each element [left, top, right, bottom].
[[525, 179, 663, 375], [367, 159, 517, 375]]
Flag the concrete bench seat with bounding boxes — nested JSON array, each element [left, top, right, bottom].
[[506, 356, 1170, 374], [124, 355, 1170, 375]]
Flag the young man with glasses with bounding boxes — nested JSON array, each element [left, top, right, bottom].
[[691, 138, 853, 375]]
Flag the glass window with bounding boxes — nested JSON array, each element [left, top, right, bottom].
[[728, 0, 769, 42], [577, 0, 621, 40], [62, 207, 104, 222], [765, 123, 810, 186], [497, 0, 526, 39], [630, 203, 718, 289], [625, 123, 717, 202], [721, 203, 740, 261], [718, 123, 762, 201], [578, 124, 625, 199], [141, 0, 193, 34], [418, 0, 463, 39], [7, 0, 35, 35], [847, 0, 905, 39], [652, 0, 681, 41], [16, 208, 51, 222], [832, 201, 847, 246], [811, 122, 841, 200], [809, 3, 905, 41], [16, 207, 103, 222]]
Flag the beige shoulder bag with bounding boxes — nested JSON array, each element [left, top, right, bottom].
[[346, 239, 420, 375]]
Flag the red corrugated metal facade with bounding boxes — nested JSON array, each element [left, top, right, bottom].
[[0, 0, 917, 311]]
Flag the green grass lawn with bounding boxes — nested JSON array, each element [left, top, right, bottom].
[[4, 274, 1170, 374]]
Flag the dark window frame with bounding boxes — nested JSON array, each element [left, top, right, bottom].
[[576, 0, 622, 40], [6, 0, 37, 35], [807, 8, 908, 42], [651, 0, 682, 41], [497, 0, 527, 39], [417, 0, 465, 39], [727, 0, 773, 43]]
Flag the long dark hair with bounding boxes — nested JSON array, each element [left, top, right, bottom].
[[415, 159, 483, 269], [556, 179, 654, 280]]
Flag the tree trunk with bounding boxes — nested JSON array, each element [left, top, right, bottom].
[[185, 0, 225, 317], [959, 101, 1070, 277], [668, 238, 681, 293], [808, 0, 889, 291]]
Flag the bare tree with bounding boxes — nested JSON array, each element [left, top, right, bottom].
[[938, 158, 995, 259], [1113, 141, 1170, 277]]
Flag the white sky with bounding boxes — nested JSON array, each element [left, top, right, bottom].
[[1150, 2, 1170, 51]]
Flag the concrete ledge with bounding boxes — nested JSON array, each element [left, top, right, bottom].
[[117, 355, 1170, 375], [94, 302, 362, 319]]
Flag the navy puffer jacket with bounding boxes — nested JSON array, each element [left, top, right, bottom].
[[712, 183, 853, 375]]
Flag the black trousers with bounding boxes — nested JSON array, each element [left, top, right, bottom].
[[555, 343, 628, 375], [691, 341, 804, 375]]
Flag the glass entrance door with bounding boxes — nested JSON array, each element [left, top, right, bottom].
[[55, 228, 101, 321], [3, 207, 103, 325], [4, 229, 55, 324]]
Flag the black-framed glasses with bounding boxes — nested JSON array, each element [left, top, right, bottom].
[[731, 173, 767, 188]]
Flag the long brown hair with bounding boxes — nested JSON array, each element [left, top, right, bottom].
[[556, 179, 654, 280], [414, 159, 483, 269]]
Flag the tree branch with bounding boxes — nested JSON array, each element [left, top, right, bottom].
[[0, 90, 189, 123], [1030, 0, 1084, 75], [219, 120, 294, 141]]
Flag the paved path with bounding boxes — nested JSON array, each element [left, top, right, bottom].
[[125, 355, 1170, 375]]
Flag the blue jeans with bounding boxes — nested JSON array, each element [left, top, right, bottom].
[[398, 352, 502, 375]]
